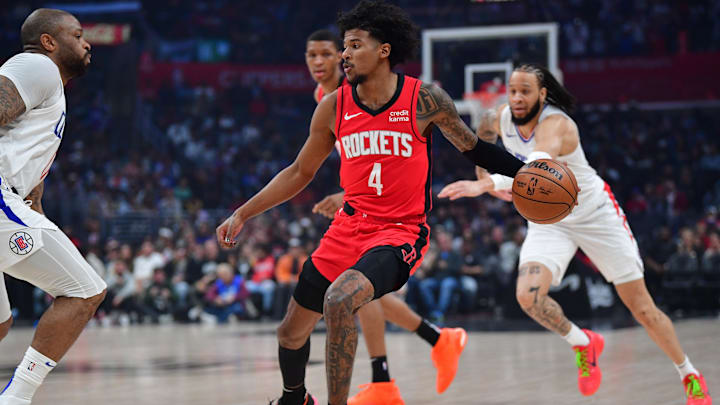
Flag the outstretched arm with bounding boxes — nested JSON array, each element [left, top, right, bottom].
[[417, 83, 523, 178], [0, 75, 26, 127], [217, 93, 337, 248]]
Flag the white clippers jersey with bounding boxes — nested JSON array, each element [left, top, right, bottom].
[[0, 53, 66, 198], [498, 104, 605, 219]]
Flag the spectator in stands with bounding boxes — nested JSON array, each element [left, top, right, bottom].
[[273, 238, 306, 319], [203, 263, 247, 323], [245, 245, 276, 317]]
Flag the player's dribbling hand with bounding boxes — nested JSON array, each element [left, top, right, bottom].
[[216, 210, 245, 249], [438, 178, 493, 200], [312, 191, 344, 219]]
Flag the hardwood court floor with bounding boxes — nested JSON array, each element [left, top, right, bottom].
[[0, 318, 717, 404]]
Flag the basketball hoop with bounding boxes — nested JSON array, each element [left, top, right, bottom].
[[463, 88, 507, 128]]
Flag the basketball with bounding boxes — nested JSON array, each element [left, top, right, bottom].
[[512, 159, 579, 224]]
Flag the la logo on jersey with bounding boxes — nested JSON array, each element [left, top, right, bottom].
[[9, 231, 34, 255], [389, 110, 409, 122]]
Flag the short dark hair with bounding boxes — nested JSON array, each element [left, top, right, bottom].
[[515, 63, 577, 115], [337, 0, 419, 68], [21, 8, 73, 49], [307, 29, 342, 52]]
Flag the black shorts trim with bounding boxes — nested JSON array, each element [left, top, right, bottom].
[[293, 243, 423, 314], [293, 258, 331, 314]]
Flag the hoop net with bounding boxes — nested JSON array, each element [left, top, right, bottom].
[[463, 79, 507, 127]]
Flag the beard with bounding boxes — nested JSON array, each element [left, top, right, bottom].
[[510, 97, 542, 126], [347, 73, 366, 86], [60, 47, 90, 78]]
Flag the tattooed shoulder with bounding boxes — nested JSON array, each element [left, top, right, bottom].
[[0, 75, 26, 127], [417, 82, 477, 151]]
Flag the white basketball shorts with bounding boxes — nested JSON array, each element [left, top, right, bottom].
[[519, 182, 644, 286], [0, 179, 106, 322]]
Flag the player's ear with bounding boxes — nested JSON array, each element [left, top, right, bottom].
[[39, 33, 57, 52], [379, 43, 391, 60], [539, 87, 548, 103]]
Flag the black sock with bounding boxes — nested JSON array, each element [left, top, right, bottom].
[[415, 318, 441, 346], [279, 339, 310, 404], [371, 355, 390, 382]]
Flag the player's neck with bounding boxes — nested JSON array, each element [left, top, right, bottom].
[[516, 113, 542, 137], [355, 70, 397, 110], [24, 49, 69, 85]]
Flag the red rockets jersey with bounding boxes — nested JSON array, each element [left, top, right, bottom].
[[314, 76, 348, 103], [334, 74, 431, 220]]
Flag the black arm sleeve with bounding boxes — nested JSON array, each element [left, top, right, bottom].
[[461, 139, 525, 177]]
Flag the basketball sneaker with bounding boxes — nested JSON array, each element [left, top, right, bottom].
[[348, 379, 404, 405], [268, 392, 316, 405], [683, 373, 712, 405], [573, 329, 604, 396], [431, 327, 468, 394]]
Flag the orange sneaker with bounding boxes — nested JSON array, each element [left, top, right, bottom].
[[683, 373, 712, 405], [573, 329, 604, 396], [431, 327, 468, 394], [348, 379, 404, 405]]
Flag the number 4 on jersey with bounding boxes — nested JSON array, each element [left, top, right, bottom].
[[368, 162, 383, 196]]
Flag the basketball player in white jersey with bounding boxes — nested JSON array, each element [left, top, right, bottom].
[[0, 9, 107, 405], [439, 64, 711, 404]]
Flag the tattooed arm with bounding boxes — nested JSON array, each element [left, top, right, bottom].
[[416, 82, 523, 177], [0, 75, 26, 127], [26, 181, 44, 215]]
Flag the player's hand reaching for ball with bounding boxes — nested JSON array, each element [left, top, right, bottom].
[[216, 210, 245, 249], [312, 191, 345, 219], [438, 177, 494, 200], [489, 189, 513, 202]]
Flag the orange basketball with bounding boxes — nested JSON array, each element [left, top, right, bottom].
[[511, 159, 579, 224]]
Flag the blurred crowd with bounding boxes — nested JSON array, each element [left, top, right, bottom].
[[0, 0, 719, 323]]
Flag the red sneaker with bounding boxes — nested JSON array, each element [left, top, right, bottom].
[[431, 327, 468, 394], [683, 373, 712, 405], [572, 329, 604, 396], [348, 379, 404, 405]]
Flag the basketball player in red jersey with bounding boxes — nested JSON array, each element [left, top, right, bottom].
[[305, 29, 469, 404], [217, 2, 525, 404]]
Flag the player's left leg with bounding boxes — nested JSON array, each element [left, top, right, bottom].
[[615, 278, 712, 405], [578, 187, 712, 405], [325, 246, 415, 405], [324, 269, 376, 405], [379, 293, 467, 394]]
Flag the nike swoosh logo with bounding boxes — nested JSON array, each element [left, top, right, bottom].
[[45, 362, 55, 368], [344, 112, 362, 120]]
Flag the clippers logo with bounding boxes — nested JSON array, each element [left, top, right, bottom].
[[389, 109, 409, 122], [401, 246, 417, 265], [526, 177, 538, 196], [27, 361, 36, 372], [9, 231, 34, 255]]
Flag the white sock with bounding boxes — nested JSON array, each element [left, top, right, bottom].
[[1, 347, 56, 401], [675, 355, 699, 380], [562, 323, 590, 347]]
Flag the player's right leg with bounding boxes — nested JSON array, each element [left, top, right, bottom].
[[515, 262, 603, 396], [517, 223, 604, 396], [271, 259, 326, 405], [0, 229, 106, 405]]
